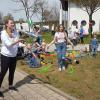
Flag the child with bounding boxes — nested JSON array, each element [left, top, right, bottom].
[[36, 39, 47, 62], [33, 26, 42, 45], [17, 41, 26, 58], [24, 43, 32, 54], [41, 39, 47, 53], [32, 38, 41, 53], [90, 34, 98, 57], [25, 43, 40, 68]]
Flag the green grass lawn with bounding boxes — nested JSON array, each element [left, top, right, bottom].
[[42, 32, 53, 43], [22, 32, 53, 44], [17, 52, 100, 100], [23, 32, 100, 44]]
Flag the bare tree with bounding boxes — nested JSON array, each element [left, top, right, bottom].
[[34, 0, 52, 25], [42, 10, 52, 22], [12, 0, 37, 19], [12, 0, 39, 31], [0, 12, 3, 32], [50, 5, 59, 21], [80, 0, 100, 36], [3, 13, 14, 23], [19, 18, 25, 23], [0, 12, 3, 25]]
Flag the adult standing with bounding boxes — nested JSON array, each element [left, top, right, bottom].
[[48, 25, 73, 71], [0, 18, 24, 97]]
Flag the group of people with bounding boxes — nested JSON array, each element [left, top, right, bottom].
[[68, 25, 85, 45], [0, 18, 99, 97]]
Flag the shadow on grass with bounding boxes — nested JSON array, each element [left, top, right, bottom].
[[11, 59, 72, 91], [14, 74, 51, 89]]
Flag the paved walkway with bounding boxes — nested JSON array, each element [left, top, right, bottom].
[[47, 44, 100, 52], [0, 69, 77, 100]]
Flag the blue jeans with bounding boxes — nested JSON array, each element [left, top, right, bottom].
[[55, 42, 66, 68], [91, 45, 98, 55]]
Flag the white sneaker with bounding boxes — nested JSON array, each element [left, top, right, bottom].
[[62, 66, 65, 71], [58, 67, 62, 71]]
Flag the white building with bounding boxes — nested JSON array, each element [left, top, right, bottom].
[[68, 3, 100, 34]]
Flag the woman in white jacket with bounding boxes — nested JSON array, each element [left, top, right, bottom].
[[0, 18, 24, 97]]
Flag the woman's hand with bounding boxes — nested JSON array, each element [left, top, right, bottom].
[[47, 45, 50, 49], [18, 39, 24, 42], [72, 44, 74, 49]]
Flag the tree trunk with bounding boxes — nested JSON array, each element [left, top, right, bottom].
[[27, 17, 31, 32], [88, 14, 93, 37], [26, 9, 31, 32], [41, 7, 44, 28]]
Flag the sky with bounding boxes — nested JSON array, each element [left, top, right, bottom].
[[0, 0, 60, 22]]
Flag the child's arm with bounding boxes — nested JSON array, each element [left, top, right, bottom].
[[32, 52, 37, 58], [36, 42, 41, 47]]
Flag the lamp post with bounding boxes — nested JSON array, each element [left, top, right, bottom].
[[68, 0, 70, 30], [59, 2, 63, 25]]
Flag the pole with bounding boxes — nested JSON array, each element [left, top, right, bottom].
[[59, 2, 63, 25], [64, 11, 67, 29], [68, 0, 70, 30]]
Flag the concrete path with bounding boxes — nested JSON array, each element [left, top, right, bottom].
[[47, 44, 100, 52], [0, 69, 78, 100]]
